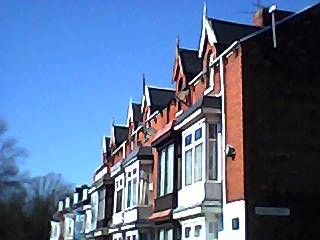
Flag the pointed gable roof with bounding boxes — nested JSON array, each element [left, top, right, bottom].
[[132, 103, 142, 124], [198, 3, 260, 57], [179, 48, 203, 82], [147, 86, 175, 112], [113, 125, 128, 146], [208, 18, 260, 46]]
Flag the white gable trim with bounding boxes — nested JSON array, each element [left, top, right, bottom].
[[126, 98, 133, 126], [198, 4, 217, 58]]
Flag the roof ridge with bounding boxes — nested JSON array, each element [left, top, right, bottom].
[[208, 17, 259, 29], [179, 47, 198, 52], [147, 85, 175, 91]]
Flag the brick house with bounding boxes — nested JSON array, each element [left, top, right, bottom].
[[50, 2, 320, 240]]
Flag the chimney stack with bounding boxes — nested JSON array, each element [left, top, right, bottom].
[[253, 7, 293, 27]]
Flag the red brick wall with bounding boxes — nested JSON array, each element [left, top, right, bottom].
[[224, 49, 245, 202]]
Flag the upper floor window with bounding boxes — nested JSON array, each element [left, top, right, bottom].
[[126, 168, 138, 208], [98, 188, 106, 220], [115, 175, 124, 213], [208, 124, 218, 180], [159, 228, 173, 240], [194, 225, 202, 237], [183, 121, 205, 186], [159, 144, 174, 197]]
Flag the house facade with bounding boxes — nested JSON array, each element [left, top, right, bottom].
[[50, 2, 320, 240]]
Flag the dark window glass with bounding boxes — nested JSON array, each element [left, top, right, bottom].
[[127, 180, 132, 207], [116, 190, 123, 212], [209, 124, 216, 138], [185, 134, 192, 146], [232, 218, 240, 230], [185, 227, 191, 238], [195, 128, 202, 141], [194, 225, 202, 237]]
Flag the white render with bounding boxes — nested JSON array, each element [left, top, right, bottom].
[[113, 173, 125, 226], [64, 214, 74, 240], [218, 200, 246, 240], [50, 221, 61, 240]]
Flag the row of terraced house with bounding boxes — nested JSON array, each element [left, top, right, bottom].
[[50, 3, 320, 240]]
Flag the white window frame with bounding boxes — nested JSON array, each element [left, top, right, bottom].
[[158, 143, 174, 197], [97, 188, 106, 221], [158, 228, 174, 240], [125, 162, 139, 210], [114, 174, 124, 213], [182, 119, 206, 187], [206, 121, 222, 183]]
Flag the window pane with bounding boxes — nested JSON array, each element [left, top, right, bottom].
[[208, 140, 217, 180], [159, 149, 166, 196], [159, 230, 164, 240], [116, 190, 123, 212], [194, 143, 203, 182], [185, 134, 192, 146], [194, 225, 202, 237], [209, 124, 216, 138], [167, 229, 173, 240], [185, 227, 191, 238], [127, 180, 132, 208], [195, 128, 202, 141], [166, 144, 174, 194], [98, 189, 106, 220], [185, 150, 192, 186], [132, 177, 137, 206]]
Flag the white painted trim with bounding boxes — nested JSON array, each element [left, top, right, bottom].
[[147, 85, 175, 91], [108, 228, 119, 234], [145, 110, 159, 123], [173, 206, 202, 219], [110, 161, 122, 177], [174, 108, 202, 130], [93, 230, 103, 237], [204, 86, 214, 96], [126, 98, 133, 127], [188, 72, 203, 86], [88, 186, 96, 194], [198, 4, 217, 58], [94, 165, 108, 182], [131, 125, 142, 136], [175, 109, 183, 118], [112, 140, 127, 155], [121, 224, 136, 231]]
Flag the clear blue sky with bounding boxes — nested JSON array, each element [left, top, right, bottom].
[[0, 0, 317, 186]]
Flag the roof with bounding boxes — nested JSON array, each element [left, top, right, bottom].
[[179, 48, 203, 81], [175, 96, 221, 127], [209, 18, 260, 45], [132, 102, 142, 125], [113, 125, 128, 146], [122, 146, 153, 167], [240, 2, 320, 43], [148, 87, 175, 112]]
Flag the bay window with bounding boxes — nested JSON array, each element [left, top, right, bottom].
[[115, 176, 124, 213], [98, 188, 106, 220], [208, 124, 218, 180], [159, 228, 173, 240], [183, 121, 205, 186], [126, 168, 138, 208], [159, 144, 174, 197]]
